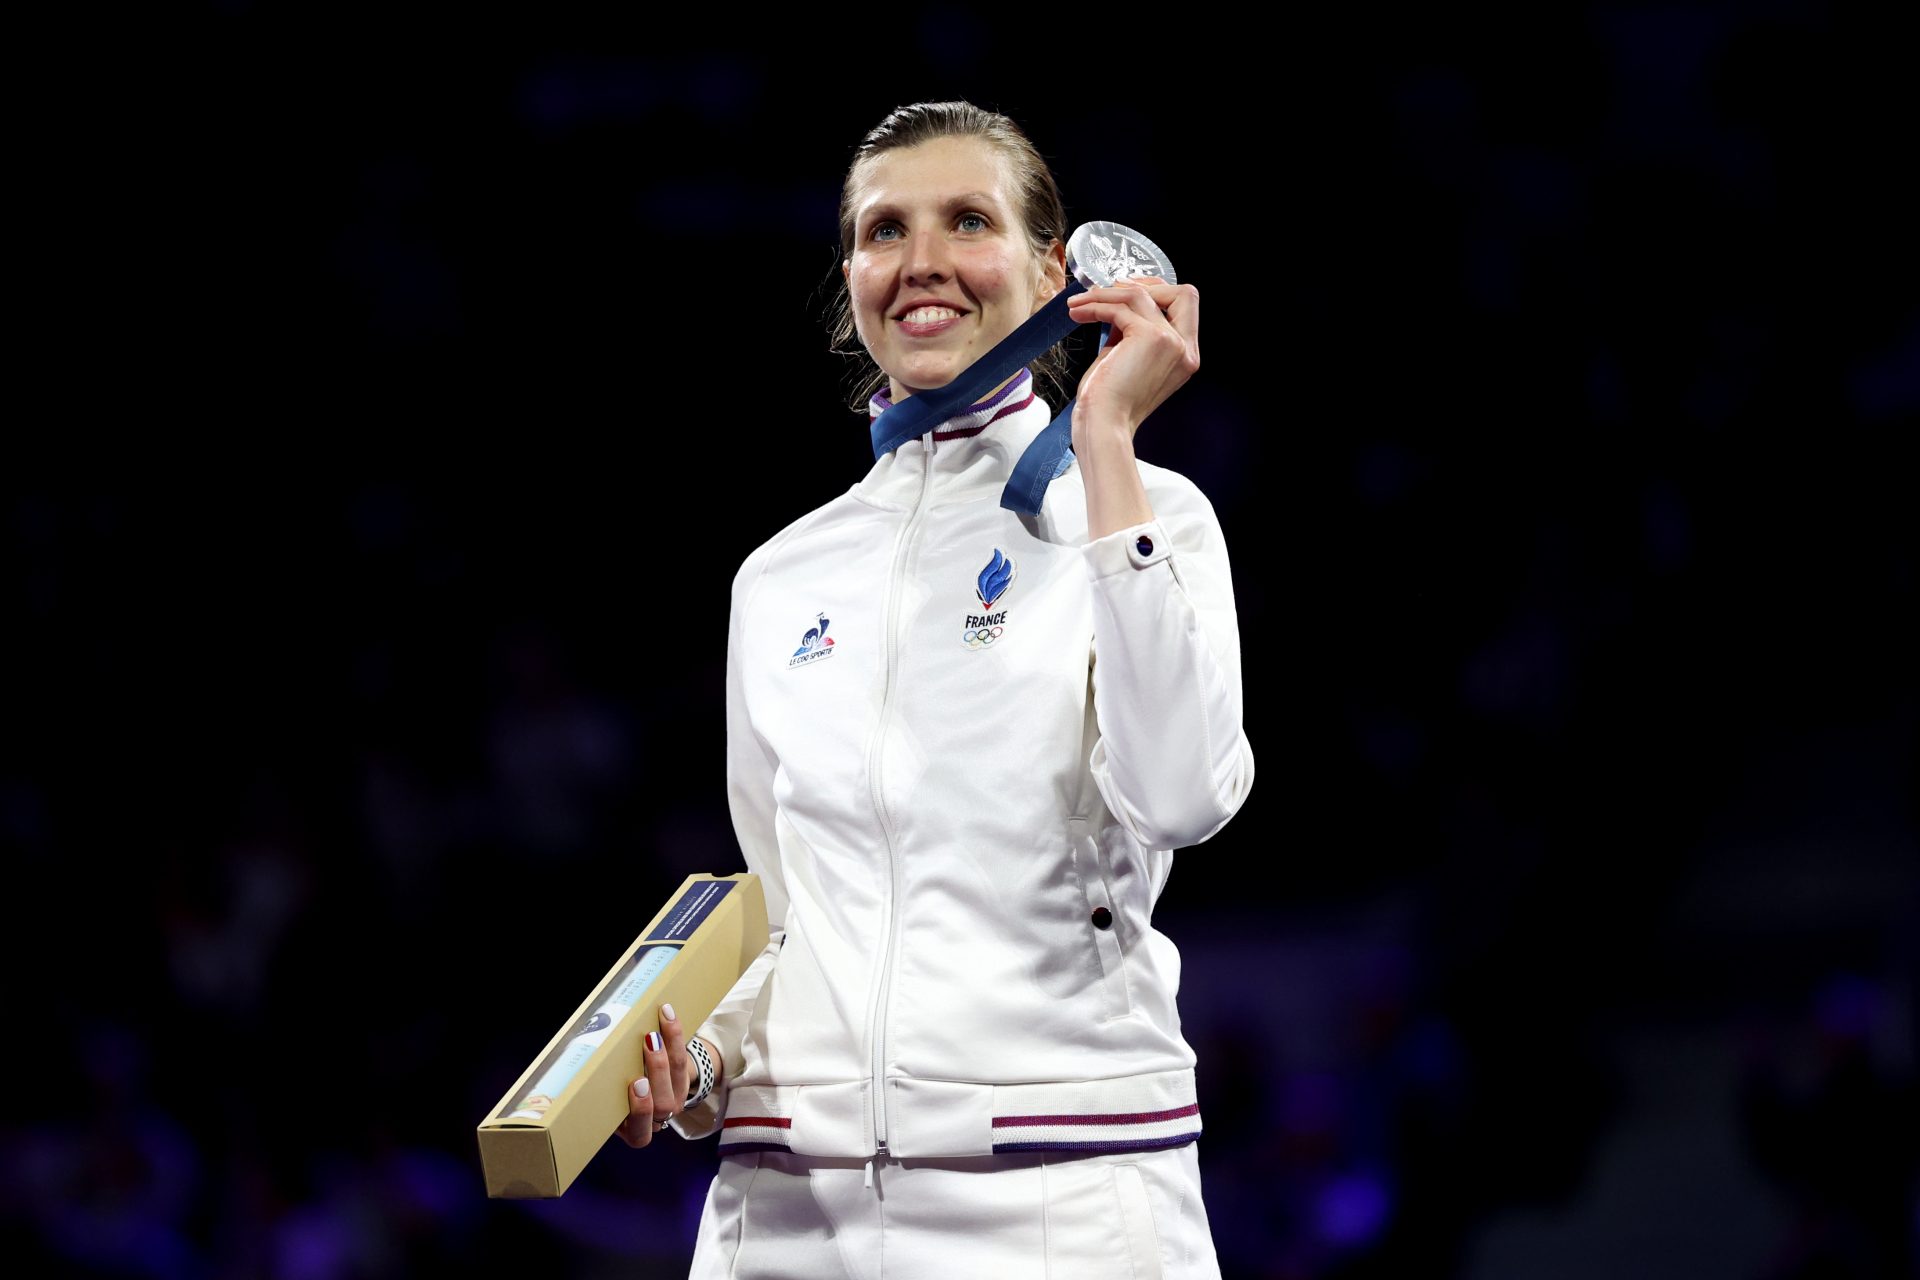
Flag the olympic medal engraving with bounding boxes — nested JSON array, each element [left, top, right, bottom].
[[1067, 220, 1177, 289]]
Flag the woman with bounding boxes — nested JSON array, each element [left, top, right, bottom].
[[621, 101, 1254, 1279]]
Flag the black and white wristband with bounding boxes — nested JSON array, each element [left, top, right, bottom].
[[685, 1036, 718, 1109]]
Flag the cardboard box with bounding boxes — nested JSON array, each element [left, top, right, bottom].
[[477, 872, 767, 1198]]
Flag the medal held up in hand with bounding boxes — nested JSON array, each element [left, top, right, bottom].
[[865, 218, 1177, 515], [1067, 220, 1177, 289]]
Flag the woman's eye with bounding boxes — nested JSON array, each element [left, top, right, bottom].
[[870, 223, 902, 242], [957, 213, 988, 232]]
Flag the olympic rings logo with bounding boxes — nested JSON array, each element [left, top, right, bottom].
[[961, 626, 1005, 649]]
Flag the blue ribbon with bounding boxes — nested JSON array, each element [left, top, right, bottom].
[[1000, 326, 1110, 517], [866, 280, 1101, 516]]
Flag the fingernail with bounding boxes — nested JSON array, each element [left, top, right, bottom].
[[661, 1003, 677, 1022], [645, 1031, 664, 1053], [634, 1077, 650, 1099]]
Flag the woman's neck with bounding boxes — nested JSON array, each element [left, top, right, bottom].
[[886, 370, 1029, 405]]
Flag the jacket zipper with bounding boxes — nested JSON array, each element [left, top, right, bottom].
[[863, 432, 936, 1155]]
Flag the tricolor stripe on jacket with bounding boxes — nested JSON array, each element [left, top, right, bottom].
[[868, 368, 1036, 443], [716, 1102, 1202, 1157], [989, 1102, 1201, 1154]]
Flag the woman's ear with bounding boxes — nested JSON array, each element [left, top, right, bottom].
[[1036, 240, 1067, 305]]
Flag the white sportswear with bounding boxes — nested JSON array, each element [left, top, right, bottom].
[[673, 371, 1255, 1159]]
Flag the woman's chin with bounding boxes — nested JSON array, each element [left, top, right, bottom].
[[888, 359, 966, 400]]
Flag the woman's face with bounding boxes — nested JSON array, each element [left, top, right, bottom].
[[844, 136, 1064, 402]]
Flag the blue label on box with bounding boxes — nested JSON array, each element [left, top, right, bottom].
[[646, 879, 736, 943], [502, 943, 682, 1120]]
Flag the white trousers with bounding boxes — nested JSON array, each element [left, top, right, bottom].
[[686, 1143, 1221, 1280]]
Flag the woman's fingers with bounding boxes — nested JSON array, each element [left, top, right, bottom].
[[1065, 278, 1203, 431], [643, 1028, 676, 1130], [1068, 279, 1192, 313], [1069, 282, 1199, 355], [1065, 299, 1169, 334], [1069, 298, 1199, 372], [1160, 282, 1200, 343], [617, 1003, 691, 1150], [1068, 282, 1163, 327], [660, 1003, 691, 1115], [618, 1073, 656, 1148], [1070, 281, 1197, 324]]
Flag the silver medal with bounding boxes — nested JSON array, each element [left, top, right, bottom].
[[1067, 220, 1177, 289]]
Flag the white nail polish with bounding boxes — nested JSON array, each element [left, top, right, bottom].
[[634, 1077, 650, 1099], [662, 1003, 677, 1022]]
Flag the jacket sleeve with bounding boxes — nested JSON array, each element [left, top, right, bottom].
[[1084, 470, 1255, 851], [672, 554, 790, 1140]]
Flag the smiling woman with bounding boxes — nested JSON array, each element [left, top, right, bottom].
[[828, 102, 1073, 411], [619, 100, 1253, 1280], [845, 149, 1056, 400]]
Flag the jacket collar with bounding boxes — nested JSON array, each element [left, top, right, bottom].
[[853, 370, 1057, 509]]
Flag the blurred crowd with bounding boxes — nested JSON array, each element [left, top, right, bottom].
[[9, 6, 1916, 1277]]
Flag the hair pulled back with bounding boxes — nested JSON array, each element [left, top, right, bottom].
[[827, 101, 1072, 411]]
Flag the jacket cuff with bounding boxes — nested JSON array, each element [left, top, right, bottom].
[[1084, 520, 1175, 579], [667, 1028, 730, 1141], [668, 1082, 726, 1141]]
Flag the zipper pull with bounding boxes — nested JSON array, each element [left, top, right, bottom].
[[863, 1157, 875, 1190]]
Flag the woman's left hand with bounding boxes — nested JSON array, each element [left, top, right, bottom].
[[616, 1005, 693, 1149], [1065, 279, 1201, 445]]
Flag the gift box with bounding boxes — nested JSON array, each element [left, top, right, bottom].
[[476, 872, 767, 1198]]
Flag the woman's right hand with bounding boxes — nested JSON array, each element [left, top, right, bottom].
[[617, 1003, 719, 1148]]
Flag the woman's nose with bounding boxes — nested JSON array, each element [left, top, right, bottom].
[[905, 231, 952, 285]]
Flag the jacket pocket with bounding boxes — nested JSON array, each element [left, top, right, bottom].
[[1068, 817, 1133, 1021]]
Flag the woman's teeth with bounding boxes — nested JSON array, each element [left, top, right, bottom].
[[902, 307, 961, 324]]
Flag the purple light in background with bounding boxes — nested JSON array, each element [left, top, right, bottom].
[[1814, 972, 1882, 1041], [1402, 1014, 1466, 1091], [1315, 1169, 1393, 1248], [681, 1171, 710, 1249], [274, 1205, 356, 1280], [1278, 1071, 1347, 1139]]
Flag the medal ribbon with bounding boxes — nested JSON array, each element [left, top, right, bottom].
[[867, 280, 1102, 516]]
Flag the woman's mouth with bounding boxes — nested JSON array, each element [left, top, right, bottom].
[[897, 306, 964, 337]]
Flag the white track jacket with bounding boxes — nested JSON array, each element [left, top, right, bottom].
[[675, 373, 1255, 1158]]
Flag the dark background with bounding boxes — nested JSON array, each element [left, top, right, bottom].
[[8, 5, 1916, 1278]]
